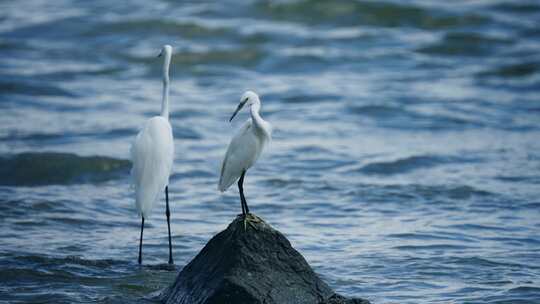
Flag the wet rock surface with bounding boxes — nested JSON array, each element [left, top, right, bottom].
[[161, 214, 370, 304]]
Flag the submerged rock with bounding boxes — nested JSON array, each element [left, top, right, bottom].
[[161, 214, 369, 304], [0, 152, 130, 186]]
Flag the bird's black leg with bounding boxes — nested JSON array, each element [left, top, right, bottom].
[[237, 170, 262, 231], [238, 171, 246, 216], [138, 216, 145, 265], [238, 170, 249, 215], [240, 193, 246, 216], [165, 186, 174, 265]]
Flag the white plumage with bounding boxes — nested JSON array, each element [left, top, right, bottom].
[[218, 91, 271, 216], [131, 116, 173, 218]]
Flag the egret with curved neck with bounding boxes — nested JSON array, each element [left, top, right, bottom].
[[131, 44, 175, 264], [218, 91, 272, 226]]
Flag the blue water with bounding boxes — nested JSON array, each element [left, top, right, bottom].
[[1, 1, 540, 303]]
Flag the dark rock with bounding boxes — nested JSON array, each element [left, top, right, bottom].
[[319, 294, 370, 304], [0, 152, 130, 186], [161, 214, 370, 304]]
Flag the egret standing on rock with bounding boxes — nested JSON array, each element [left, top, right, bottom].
[[131, 45, 175, 265], [218, 91, 272, 223]]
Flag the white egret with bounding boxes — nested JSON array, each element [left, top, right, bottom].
[[218, 91, 272, 224], [130, 45, 175, 265]]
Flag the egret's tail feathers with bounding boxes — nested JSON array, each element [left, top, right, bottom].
[[135, 185, 161, 219], [218, 173, 238, 193], [217, 180, 228, 192]]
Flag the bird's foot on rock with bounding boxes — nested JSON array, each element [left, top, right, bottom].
[[243, 213, 262, 231]]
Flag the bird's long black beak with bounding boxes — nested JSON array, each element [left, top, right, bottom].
[[157, 50, 163, 58], [229, 102, 246, 122]]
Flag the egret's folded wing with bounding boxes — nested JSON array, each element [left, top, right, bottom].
[[130, 117, 174, 218], [218, 120, 257, 192]]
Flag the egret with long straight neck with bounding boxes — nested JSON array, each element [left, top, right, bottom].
[[130, 44, 175, 264], [218, 91, 272, 225]]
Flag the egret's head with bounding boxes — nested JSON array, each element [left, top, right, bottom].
[[158, 44, 173, 58], [229, 91, 260, 122]]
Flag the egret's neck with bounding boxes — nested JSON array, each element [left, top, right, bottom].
[[160, 56, 171, 120], [250, 101, 269, 138]]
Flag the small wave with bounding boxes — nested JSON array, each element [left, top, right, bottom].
[[171, 126, 202, 140], [170, 109, 207, 120], [346, 183, 493, 204], [34, 66, 126, 81], [523, 202, 540, 209], [448, 223, 514, 232], [262, 177, 304, 188], [495, 175, 540, 185], [393, 244, 471, 251], [173, 47, 264, 67], [448, 256, 523, 268], [0, 128, 135, 142], [143, 263, 179, 272], [509, 286, 540, 294], [170, 169, 214, 180], [44, 216, 102, 227], [477, 61, 540, 79], [0, 78, 75, 97], [358, 155, 463, 175], [292, 145, 335, 155], [387, 232, 458, 242], [0, 267, 75, 283], [348, 104, 482, 130], [349, 104, 402, 118], [14, 254, 125, 268], [130, 47, 264, 69], [0, 40, 23, 51], [484, 236, 540, 246], [256, 0, 488, 29], [0, 152, 131, 186], [444, 185, 493, 200], [282, 93, 341, 104], [417, 32, 513, 57], [491, 3, 540, 14], [292, 158, 356, 171], [85, 20, 228, 38]]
